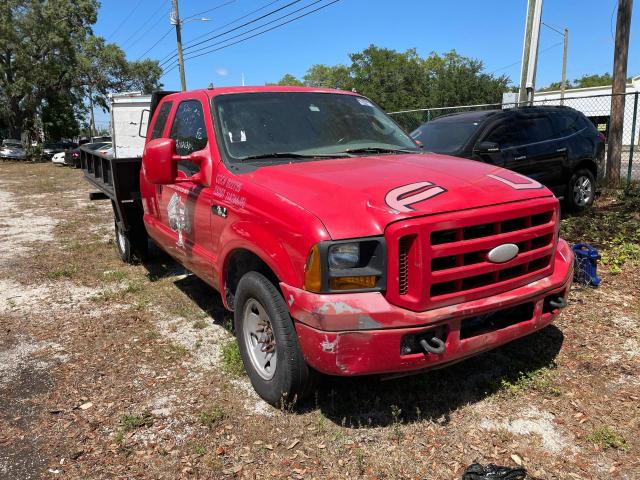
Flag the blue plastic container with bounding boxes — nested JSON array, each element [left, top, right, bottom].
[[572, 243, 601, 286]]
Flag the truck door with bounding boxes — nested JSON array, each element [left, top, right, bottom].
[[159, 98, 217, 285]]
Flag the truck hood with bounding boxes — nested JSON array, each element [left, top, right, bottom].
[[244, 153, 554, 239]]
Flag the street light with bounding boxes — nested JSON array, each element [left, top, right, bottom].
[[171, 0, 211, 91]]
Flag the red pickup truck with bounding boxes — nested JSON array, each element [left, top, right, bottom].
[[82, 86, 574, 406]]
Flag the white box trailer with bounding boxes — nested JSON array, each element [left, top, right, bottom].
[[109, 91, 152, 158]]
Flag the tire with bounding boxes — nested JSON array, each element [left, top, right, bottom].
[[565, 168, 595, 213], [234, 271, 310, 407], [114, 220, 147, 264]]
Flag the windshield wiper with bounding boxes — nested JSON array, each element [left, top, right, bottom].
[[340, 147, 419, 156], [240, 152, 348, 162]]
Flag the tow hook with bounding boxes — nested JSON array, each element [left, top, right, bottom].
[[549, 296, 567, 309], [419, 336, 446, 354]]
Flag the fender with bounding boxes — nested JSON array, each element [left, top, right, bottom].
[[217, 220, 304, 310]]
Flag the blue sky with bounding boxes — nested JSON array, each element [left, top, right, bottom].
[[93, 0, 638, 123]]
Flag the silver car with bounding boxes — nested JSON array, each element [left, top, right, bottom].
[[0, 140, 26, 160]]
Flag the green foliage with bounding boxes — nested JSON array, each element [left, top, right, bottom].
[[269, 73, 304, 86], [199, 405, 226, 427], [587, 426, 628, 450], [0, 1, 162, 139], [499, 365, 561, 396], [540, 72, 633, 91], [120, 411, 154, 431], [221, 339, 245, 377], [561, 191, 640, 272], [271, 46, 510, 112]]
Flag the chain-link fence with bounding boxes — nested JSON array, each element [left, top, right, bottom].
[[388, 92, 640, 185]]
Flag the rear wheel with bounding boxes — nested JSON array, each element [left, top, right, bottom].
[[234, 271, 310, 407], [114, 220, 147, 264], [565, 169, 595, 213]]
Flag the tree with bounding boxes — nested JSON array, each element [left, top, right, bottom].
[[270, 46, 510, 112], [0, 0, 98, 139], [0, 1, 163, 140], [303, 64, 352, 90], [268, 73, 304, 86]]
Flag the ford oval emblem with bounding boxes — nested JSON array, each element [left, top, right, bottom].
[[487, 243, 519, 263]]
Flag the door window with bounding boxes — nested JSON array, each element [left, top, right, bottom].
[[517, 116, 554, 144], [150, 101, 173, 140], [170, 100, 208, 175], [484, 120, 523, 149]]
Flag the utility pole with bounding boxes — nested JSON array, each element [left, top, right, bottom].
[[560, 27, 568, 105], [171, 0, 187, 91], [518, 0, 544, 105], [607, 0, 634, 182]]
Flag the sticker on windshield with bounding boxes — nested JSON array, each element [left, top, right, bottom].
[[356, 97, 374, 107], [309, 104, 320, 112], [385, 181, 447, 213]]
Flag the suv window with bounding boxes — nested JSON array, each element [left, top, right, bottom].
[[550, 110, 582, 138], [150, 101, 173, 140], [484, 119, 523, 148], [517, 115, 554, 144]]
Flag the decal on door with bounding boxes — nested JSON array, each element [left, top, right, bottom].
[[385, 181, 447, 213], [167, 192, 192, 247], [487, 171, 544, 190]]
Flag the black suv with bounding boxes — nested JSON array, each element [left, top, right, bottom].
[[410, 106, 605, 212]]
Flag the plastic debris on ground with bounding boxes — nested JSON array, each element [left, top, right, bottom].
[[462, 463, 527, 480], [572, 242, 601, 286]]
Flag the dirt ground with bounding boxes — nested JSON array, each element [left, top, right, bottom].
[[0, 161, 638, 480]]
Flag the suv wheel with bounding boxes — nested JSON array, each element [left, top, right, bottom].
[[566, 169, 595, 213], [234, 271, 310, 407]]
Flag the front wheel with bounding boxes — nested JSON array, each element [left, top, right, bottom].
[[234, 271, 310, 407], [565, 169, 595, 213]]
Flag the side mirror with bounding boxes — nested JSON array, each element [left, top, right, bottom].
[[142, 138, 177, 184], [474, 141, 500, 154]]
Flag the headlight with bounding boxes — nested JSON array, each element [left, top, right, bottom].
[[328, 243, 360, 269], [304, 237, 386, 293]]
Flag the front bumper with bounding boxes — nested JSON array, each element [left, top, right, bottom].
[[282, 239, 574, 376]]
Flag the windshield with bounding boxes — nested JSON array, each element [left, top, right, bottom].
[[212, 92, 419, 162], [411, 119, 482, 155]]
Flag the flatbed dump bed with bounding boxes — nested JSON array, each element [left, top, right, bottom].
[[80, 146, 147, 260]]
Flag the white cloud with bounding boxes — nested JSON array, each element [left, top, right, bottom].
[[215, 68, 229, 77]]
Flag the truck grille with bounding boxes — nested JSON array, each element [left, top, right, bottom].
[[385, 198, 559, 312]]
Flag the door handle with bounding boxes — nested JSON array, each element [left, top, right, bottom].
[[556, 147, 567, 153], [514, 155, 527, 161]]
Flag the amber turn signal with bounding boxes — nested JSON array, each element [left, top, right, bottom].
[[304, 244, 322, 292], [329, 275, 377, 290]]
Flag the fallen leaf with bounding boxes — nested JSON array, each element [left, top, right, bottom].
[[511, 454, 523, 466]]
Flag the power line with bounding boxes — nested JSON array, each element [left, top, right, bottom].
[[136, 27, 174, 60], [183, 0, 237, 21], [121, 0, 171, 49], [157, 0, 283, 64], [162, 0, 341, 75], [160, 0, 304, 66], [489, 41, 563, 75], [106, 0, 146, 40], [167, 0, 328, 64]]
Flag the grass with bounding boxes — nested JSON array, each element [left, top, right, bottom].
[[587, 426, 628, 451], [46, 265, 79, 280], [199, 405, 226, 428], [499, 365, 561, 397], [120, 411, 154, 431], [164, 343, 189, 360], [192, 319, 208, 330], [221, 339, 245, 377]]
